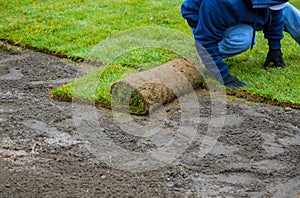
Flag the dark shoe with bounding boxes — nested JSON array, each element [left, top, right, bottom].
[[223, 75, 247, 89]]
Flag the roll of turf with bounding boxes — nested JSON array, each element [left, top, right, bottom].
[[110, 57, 204, 115]]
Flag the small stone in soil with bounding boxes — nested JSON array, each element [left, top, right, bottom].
[[166, 182, 174, 188]]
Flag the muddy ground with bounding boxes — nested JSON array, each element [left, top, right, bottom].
[[0, 45, 299, 197]]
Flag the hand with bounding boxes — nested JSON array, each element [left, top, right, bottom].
[[223, 74, 247, 89], [264, 49, 286, 69]]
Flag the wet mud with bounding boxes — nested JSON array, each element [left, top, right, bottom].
[[0, 45, 299, 197]]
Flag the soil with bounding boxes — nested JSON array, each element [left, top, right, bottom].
[[0, 45, 299, 197]]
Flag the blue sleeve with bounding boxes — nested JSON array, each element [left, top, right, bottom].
[[263, 10, 284, 50]]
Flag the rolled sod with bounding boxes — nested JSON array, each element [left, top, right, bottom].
[[110, 57, 204, 115]]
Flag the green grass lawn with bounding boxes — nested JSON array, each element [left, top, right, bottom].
[[228, 32, 300, 105], [0, 0, 188, 58], [1, 0, 300, 107]]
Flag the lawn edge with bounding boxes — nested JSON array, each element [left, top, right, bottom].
[[2, 40, 299, 111]]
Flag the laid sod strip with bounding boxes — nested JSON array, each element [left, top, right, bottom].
[[50, 48, 180, 108], [50, 64, 132, 105], [111, 57, 204, 114]]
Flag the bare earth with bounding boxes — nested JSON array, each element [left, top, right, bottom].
[[0, 46, 299, 197]]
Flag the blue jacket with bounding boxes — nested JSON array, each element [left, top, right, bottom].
[[181, 0, 288, 79]]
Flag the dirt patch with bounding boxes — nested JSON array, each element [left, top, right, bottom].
[[0, 45, 299, 197]]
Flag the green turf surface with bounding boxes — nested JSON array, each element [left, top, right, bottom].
[[1, 0, 299, 106], [50, 48, 179, 109], [228, 32, 300, 105], [0, 0, 187, 58]]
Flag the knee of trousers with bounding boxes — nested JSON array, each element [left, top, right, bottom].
[[225, 31, 253, 51], [219, 31, 253, 57]]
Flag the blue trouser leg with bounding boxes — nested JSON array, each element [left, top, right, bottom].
[[218, 24, 253, 58], [283, 3, 300, 44], [190, 24, 253, 58]]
